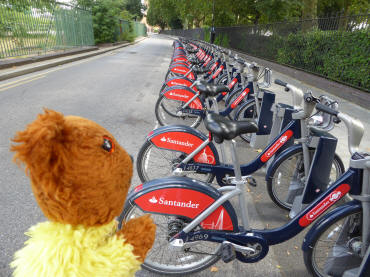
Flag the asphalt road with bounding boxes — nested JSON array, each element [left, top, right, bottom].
[[0, 35, 369, 277]]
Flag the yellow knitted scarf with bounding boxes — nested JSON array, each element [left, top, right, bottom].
[[10, 220, 141, 277]]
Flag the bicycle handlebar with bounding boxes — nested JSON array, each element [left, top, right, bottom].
[[315, 103, 339, 117], [314, 104, 364, 155], [274, 79, 304, 108], [274, 79, 288, 87]]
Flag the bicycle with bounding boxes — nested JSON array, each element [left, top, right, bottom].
[[119, 102, 367, 276], [137, 83, 344, 193]]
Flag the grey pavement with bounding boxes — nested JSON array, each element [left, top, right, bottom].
[[0, 37, 146, 81], [0, 34, 368, 277]]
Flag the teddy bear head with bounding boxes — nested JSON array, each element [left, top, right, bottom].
[[11, 109, 133, 227]]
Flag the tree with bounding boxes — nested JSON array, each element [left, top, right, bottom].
[[90, 0, 121, 43], [147, 0, 180, 29], [146, 0, 368, 30], [122, 0, 143, 20]]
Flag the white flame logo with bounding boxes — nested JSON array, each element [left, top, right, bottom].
[[149, 196, 158, 204], [280, 135, 288, 143], [160, 136, 166, 142], [329, 191, 341, 202]]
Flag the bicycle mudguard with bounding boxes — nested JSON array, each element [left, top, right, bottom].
[[147, 125, 219, 165], [164, 77, 198, 91], [169, 65, 195, 80], [173, 57, 188, 62], [127, 176, 238, 231], [169, 61, 190, 68], [302, 200, 361, 251], [161, 85, 204, 110]]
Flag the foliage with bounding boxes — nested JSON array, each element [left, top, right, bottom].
[[75, 0, 145, 44], [147, 0, 178, 29], [0, 0, 55, 11], [214, 32, 230, 48], [91, 0, 121, 44], [147, 0, 369, 30], [118, 21, 135, 42], [276, 29, 369, 89], [122, 0, 143, 20]]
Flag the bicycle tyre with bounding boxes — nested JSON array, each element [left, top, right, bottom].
[[136, 139, 215, 183], [155, 94, 202, 128], [234, 99, 258, 142], [224, 87, 242, 107], [120, 204, 230, 275], [216, 73, 228, 85], [303, 209, 363, 277], [266, 148, 345, 210]]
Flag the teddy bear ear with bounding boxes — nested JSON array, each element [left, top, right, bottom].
[[10, 109, 66, 177]]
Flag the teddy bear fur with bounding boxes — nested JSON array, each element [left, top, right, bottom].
[[10, 109, 156, 276]]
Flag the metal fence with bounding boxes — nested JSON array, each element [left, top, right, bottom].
[[118, 19, 147, 40], [162, 13, 370, 92], [132, 21, 147, 37], [0, 0, 94, 58]]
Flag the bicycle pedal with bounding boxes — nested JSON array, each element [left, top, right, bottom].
[[246, 176, 257, 187], [221, 242, 236, 263]]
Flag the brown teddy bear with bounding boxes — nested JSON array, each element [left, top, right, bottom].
[[10, 109, 156, 277]]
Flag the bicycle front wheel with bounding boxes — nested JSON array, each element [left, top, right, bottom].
[[267, 149, 345, 210], [136, 140, 215, 183], [155, 94, 202, 128], [121, 204, 223, 275], [303, 209, 363, 277]]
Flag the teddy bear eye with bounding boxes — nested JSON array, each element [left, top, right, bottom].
[[102, 136, 115, 153]]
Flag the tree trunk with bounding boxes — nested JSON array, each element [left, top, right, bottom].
[[338, 1, 351, 31], [302, 0, 318, 31]]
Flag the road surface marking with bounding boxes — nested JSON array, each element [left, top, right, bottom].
[[0, 75, 45, 92]]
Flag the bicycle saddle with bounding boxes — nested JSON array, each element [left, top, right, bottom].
[[195, 81, 230, 97], [192, 65, 209, 74], [204, 112, 258, 143], [186, 47, 197, 53]]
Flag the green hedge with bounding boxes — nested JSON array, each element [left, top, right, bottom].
[[276, 30, 369, 90], [203, 28, 369, 91]]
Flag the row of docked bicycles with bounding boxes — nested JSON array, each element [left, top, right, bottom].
[[119, 38, 370, 276]]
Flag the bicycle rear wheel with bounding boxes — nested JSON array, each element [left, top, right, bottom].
[[136, 140, 215, 183], [303, 210, 363, 277], [155, 94, 202, 128], [121, 205, 223, 275]]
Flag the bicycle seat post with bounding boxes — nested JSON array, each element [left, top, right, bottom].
[[229, 139, 250, 229], [210, 97, 227, 163]]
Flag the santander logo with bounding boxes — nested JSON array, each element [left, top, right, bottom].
[[160, 136, 194, 147], [228, 78, 238, 89], [329, 191, 342, 201], [149, 196, 200, 209], [169, 92, 189, 99], [299, 184, 350, 227], [279, 135, 288, 143], [260, 130, 293, 162], [174, 68, 187, 73], [169, 81, 189, 86], [149, 196, 158, 203], [231, 89, 249, 108]]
